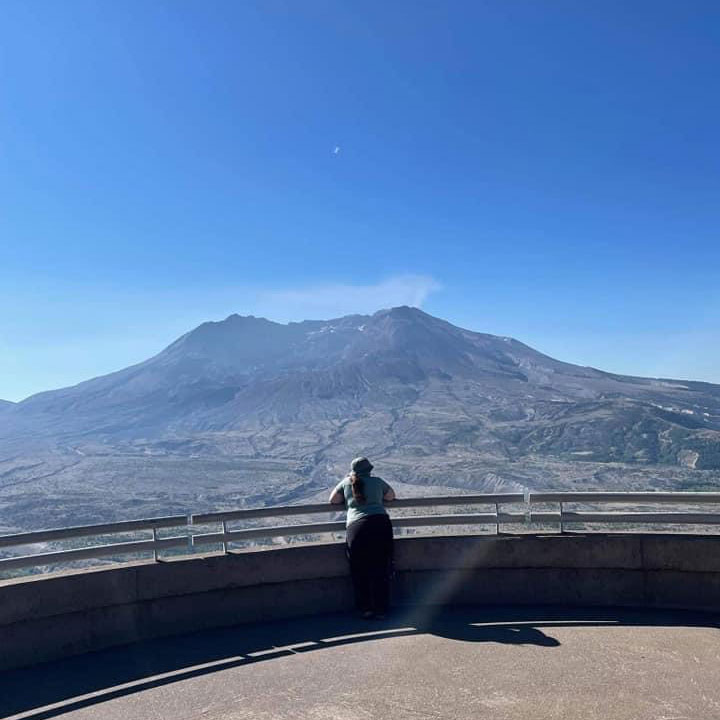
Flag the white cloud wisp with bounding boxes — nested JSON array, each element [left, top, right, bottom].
[[254, 274, 442, 322]]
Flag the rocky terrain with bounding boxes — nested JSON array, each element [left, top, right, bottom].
[[1, 306, 719, 533]]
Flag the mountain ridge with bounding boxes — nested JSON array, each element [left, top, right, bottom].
[[1, 306, 719, 532], [10, 306, 718, 404], [3, 305, 719, 453]]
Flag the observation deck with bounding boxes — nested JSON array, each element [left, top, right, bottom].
[[2, 493, 720, 719]]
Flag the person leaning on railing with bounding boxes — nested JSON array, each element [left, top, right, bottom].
[[329, 456, 396, 619]]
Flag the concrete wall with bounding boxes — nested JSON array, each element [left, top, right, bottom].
[[2, 533, 720, 671]]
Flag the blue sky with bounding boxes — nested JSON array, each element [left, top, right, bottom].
[[1, 1, 719, 401]]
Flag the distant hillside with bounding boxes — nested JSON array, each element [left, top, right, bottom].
[[3, 306, 719, 465], [1, 306, 719, 531]]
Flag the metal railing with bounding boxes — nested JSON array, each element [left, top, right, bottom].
[[2, 491, 720, 576], [0, 515, 189, 572], [191, 493, 525, 552], [528, 491, 720, 533]]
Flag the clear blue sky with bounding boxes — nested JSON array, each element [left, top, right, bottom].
[[1, 1, 719, 401]]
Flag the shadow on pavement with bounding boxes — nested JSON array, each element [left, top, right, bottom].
[[2, 605, 718, 719]]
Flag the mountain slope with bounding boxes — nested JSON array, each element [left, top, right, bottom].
[[1, 307, 720, 531], [3, 306, 720, 463]]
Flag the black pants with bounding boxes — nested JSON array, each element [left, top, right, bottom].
[[346, 514, 394, 614]]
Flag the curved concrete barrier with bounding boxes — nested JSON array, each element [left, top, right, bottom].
[[2, 533, 720, 671]]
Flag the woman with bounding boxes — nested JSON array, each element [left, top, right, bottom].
[[329, 456, 396, 619]]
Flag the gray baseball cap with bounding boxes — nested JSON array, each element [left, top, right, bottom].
[[351, 456, 373, 475]]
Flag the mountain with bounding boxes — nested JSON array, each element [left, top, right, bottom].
[[1, 306, 719, 531]]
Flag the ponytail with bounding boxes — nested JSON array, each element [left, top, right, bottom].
[[350, 471, 366, 503]]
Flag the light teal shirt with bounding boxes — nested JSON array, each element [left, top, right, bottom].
[[333, 475, 392, 526]]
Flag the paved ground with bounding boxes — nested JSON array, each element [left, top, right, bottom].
[[3, 605, 720, 720]]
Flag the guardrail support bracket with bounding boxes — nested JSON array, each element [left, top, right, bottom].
[[152, 527, 159, 562]]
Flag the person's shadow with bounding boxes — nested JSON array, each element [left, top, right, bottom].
[[397, 605, 561, 646], [425, 618, 561, 646]]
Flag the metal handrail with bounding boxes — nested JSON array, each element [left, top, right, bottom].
[[191, 512, 530, 548], [559, 511, 720, 525], [2, 491, 720, 575], [527, 492, 720, 533], [528, 492, 720, 504], [0, 514, 189, 574], [192, 521, 348, 546], [0, 536, 188, 572], [0, 515, 188, 549], [191, 493, 525, 524]]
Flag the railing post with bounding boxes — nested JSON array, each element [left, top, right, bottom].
[[187, 513, 193, 555], [495, 503, 500, 535], [525, 487, 530, 528], [152, 526, 159, 561], [222, 520, 228, 554], [559, 502, 564, 534]]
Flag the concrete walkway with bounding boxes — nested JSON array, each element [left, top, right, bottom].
[[3, 606, 720, 720]]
